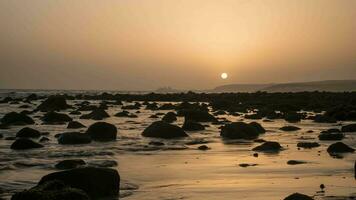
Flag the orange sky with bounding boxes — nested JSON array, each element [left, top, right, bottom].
[[0, 0, 355, 90]]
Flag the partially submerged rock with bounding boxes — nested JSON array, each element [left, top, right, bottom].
[[341, 124, 356, 132], [58, 132, 92, 145], [287, 160, 307, 165], [297, 142, 320, 149], [161, 112, 177, 123], [85, 122, 117, 141], [38, 167, 120, 198], [11, 180, 89, 200], [55, 159, 86, 170], [80, 109, 110, 120], [142, 121, 188, 139], [67, 121, 86, 129], [182, 120, 205, 131], [36, 95, 71, 112], [16, 127, 41, 138], [220, 122, 264, 140], [252, 141, 282, 152], [11, 138, 44, 150], [284, 193, 313, 200], [327, 142, 355, 154], [41, 112, 72, 124], [318, 132, 344, 141], [280, 126, 301, 131], [179, 109, 216, 122], [1, 112, 34, 125]]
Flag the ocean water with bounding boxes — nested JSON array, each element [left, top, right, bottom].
[[0, 90, 355, 200]]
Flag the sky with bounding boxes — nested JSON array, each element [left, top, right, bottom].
[[0, 0, 355, 90]]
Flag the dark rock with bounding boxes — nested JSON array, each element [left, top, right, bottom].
[[16, 127, 41, 138], [327, 142, 355, 154], [284, 112, 303, 123], [149, 141, 165, 146], [41, 112, 72, 124], [67, 121, 86, 129], [249, 122, 266, 133], [80, 109, 109, 120], [55, 159, 86, 170], [318, 132, 344, 141], [252, 141, 282, 152], [220, 122, 263, 140], [297, 142, 320, 149], [182, 120, 205, 131], [85, 122, 117, 141], [280, 126, 301, 131], [37, 95, 71, 112], [58, 132, 92, 145], [11, 138, 44, 150], [341, 124, 356, 132], [142, 121, 188, 139], [69, 110, 81, 115], [39, 137, 50, 142], [88, 160, 118, 168], [287, 160, 307, 165], [244, 113, 262, 120], [284, 193, 313, 200], [239, 163, 258, 167], [198, 145, 210, 150], [162, 112, 177, 123], [313, 114, 337, 123], [179, 109, 216, 122], [38, 167, 120, 198], [11, 180, 89, 200], [1, 112, 34, 125]]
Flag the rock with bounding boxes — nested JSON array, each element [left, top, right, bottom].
[[41, 112, 72, 124], [37, 95, 71, 112], [80, 109, 110, 120], [67, 121, 86, 129], [38, 167, 120, 198], [179, 109, 217, 122], [55, 159, 86, 170], [341, 124, 356, 132], [252, 141, 282, 152], [182, 120, 205, 131], [284, 193, 313, 200], [280, 126, 301, 131], [142, 121, 188, 139], [58, 132, 92, 145], [39, 137, 50, 142], [244, 113, 262, 120], [220, 122, 262, 140], [297, 142, 320, 149], [85, 122, 117, 141], [149, 141, 165, 146], [284, 112, 302, 123], [239, 163, 258, 167], [87, 160, 118, 168], [249, 122, 266, 133], [313, 114, 337, 123], [287, 160, 307, 165], [198, 145, 210, 150], [10, 138, 44, 150], [327, 142, 355, 154], [11, 180, 89, 200], [69, 110, 81, 115], [318, 132, 344, 141], [16, 127, 41, 138], [114, 111, 130, 117], [1, 112, 34, 125], [162, 112, 177, 123]]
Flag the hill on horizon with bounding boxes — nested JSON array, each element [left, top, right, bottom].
[[213, 80, 356, 92]]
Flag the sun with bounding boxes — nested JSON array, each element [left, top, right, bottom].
[[221, 73, 228, 79]]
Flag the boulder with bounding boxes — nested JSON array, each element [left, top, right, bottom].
[[58, 132, 91, 145], [297, 142, 320, 149], [16, 127, 41, 138], [313, 114, 337, 123], [37, 95, 71, 112], [318, 132, 344, 141], [142, 121, 188, 139], [10, 138, 44, 150], [1, 112, 34, 125], [327, 142, 355, 153], [220, 122, 262, 140], [252, 141, 282, 152], [162, 112, 177, 123], [341, 124, 356, 132], [249, 122, 266, 133], [80, 109, 109, 120], [198, 145, 210, 150], [284, 193, 313, 200], [280, 126, 301, 131], [179, 109, 216, 122], [41, 112, 72, 124], [182, 120, 205, 131], [11, 180, 89, 200], [67, 121, 86, 129], [85, 122, 117, 141], [55, 159, 86, 170], [287, 160, 307, 165], [38, 167, 120, 198]]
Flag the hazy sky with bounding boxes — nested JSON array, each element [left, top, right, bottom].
[[0, 0, 355, 90]]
